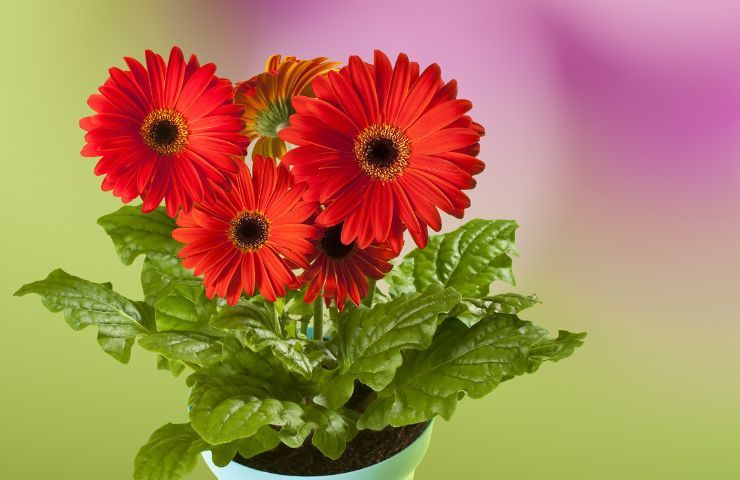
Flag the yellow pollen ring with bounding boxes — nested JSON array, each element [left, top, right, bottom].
[[353, 123, 411, 182], [140, 108, 189, 155]]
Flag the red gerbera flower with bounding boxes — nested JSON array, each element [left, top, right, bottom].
[[80, 47, 249, 216], [172, 156, 320, 304], [301, 223, 395, 310], [280, 50, 485, 250]]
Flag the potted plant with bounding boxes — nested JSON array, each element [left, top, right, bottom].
[[15, 47, 585, 480]]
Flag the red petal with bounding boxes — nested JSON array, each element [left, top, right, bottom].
[[406, 99, 472, 140], [299, 98, 359, 139], [316, 177, 368, 226], [186, 81, 233, 121], [413, 127, 480, 155], [189, 115, 245, 134], [390, 181, 421, 235], [176, 63, 218, 112], [311, 75, 342, 109], [283, 114, 354, 152], [348, 55, 379, 124], [384, 53, 411, 123], [184, 54, 201, 81], [409, 154, 475, 189], [434, 151, 485, 175], [107, 67, 148, 114], [369, 182, 393, 243], [145, 50, 166, 108], [400, 176, 442, 230], [397, 63, 441, 129], [374, 50, 393, 116], [427, 79, 459, 110], [188, 134, 245, 156], [165, 47, 186, 106], [327, 70, 369, 129]]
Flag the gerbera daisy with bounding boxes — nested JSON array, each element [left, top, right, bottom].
[[234, 54, 339, 159], [301, 223, 395, 310], [172, 156, 320, 304], [280, 50, 485, 250], [80, 47, 249, 216]]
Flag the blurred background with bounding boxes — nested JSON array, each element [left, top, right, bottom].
[[2, 0, 739, 478]]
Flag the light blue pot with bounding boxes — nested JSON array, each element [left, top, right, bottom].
[[202, 422, 434, 480]]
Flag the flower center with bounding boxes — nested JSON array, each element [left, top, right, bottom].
[[353, 123, 411, 182], [254, 100, 294, 138], [321, 224, 355, 259], [228, 211, 271, 251], [140, 108, 189, 155]]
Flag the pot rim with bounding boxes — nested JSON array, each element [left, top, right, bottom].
[[201, 420, 434, 479]]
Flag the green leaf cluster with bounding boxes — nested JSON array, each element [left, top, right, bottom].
[[15, 210, 585, 480]]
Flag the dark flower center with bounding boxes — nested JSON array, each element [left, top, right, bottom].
[[321, 224, 355, 259], [365, 138, 399, 168], [229, 211, 270, 251], [151, 120, 180, 145], [353, 123, 411, 182], [140, 108, 189, 155]]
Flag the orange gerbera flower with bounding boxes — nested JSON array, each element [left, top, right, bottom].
[[172, 156, 320, 304], [234, 55, 339, 159]]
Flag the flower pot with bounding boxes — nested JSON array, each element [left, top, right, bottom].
[[202, 422, 434, 480]]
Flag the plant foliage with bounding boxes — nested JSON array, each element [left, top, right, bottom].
[[16, 211, 585, 480]]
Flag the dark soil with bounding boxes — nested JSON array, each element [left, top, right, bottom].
[[234, 421, 430, 476]]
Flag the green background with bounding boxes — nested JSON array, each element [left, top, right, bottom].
[[2, 1, 739, 479]]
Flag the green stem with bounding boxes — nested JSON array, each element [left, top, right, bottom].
[[363, 278, 377, 308], [313, 298, 324, 341], [268, 301, 281, 334]]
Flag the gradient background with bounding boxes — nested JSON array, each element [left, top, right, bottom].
[[2, 1, 740, 478]]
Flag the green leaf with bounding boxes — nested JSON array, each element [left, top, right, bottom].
[[301, 406, 358, 460], [484, 293, 540, 314], [204, 398, 356, 460], [235, 425, 281, 459], [189, 374, 303, 446], [141, 253, 201, 305], [154, 283, 217, 332], [141, 254, 217, 333], [203, 335, 298, 402], [157, 355, 186, 377], [98, 205, 180, 265], [387, 219, 518, 298], [218, 335, 282, 381], [212, 302, 313, 378], [133, 423, 208, 480], [139, 332, 222, 367], [450, 293, 541, 327], [209, 442, 240, 468], [314, 286, 461, 409], [188, 374, 357, 459], [210, 425, 281, 466], [211, 425, 280, 467], [15, 269, 152, 363], [528, 330, 587, 370], [358, 315, 585, 429]]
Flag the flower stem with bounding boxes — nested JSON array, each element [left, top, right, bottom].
[[272, 297, 284, 334], [363, 278, 377, 308], [313, 298, 324, 341]]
